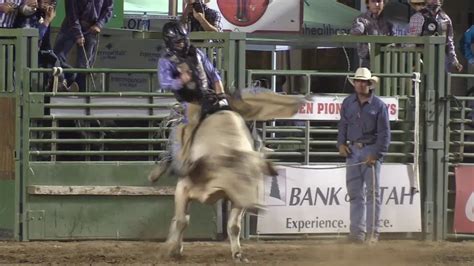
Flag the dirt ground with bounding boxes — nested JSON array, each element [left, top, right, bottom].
[[0, 239, 473, 265]]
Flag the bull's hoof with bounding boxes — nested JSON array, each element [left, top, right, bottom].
[[164, 242, 184, 259], [233, 253, 250, 263]]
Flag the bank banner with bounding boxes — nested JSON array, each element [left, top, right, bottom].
[[257, 164, 422, 234], [288, 95, 399, 121], [208, 0, 302, 33], [454, 166, 474, 233]]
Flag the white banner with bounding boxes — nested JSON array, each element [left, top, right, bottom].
[[257, 164, 422, 234], [289, 96, 399, 121], [207, 0, 302, 33]]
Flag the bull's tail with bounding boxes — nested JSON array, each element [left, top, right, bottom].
[[148, 160, 174, 183]]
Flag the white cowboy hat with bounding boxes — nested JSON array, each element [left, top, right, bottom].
[[348, 67, 379, 87]]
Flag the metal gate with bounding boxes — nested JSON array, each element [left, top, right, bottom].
[[1, 28, 466, 241]]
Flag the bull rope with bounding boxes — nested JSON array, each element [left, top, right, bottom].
[[80, 38, 98, 91]]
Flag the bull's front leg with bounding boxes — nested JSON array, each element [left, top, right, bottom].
[[163, 178, 191, 258], [227, 206, 248, 263]]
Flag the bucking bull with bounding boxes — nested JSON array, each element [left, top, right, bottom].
[[148, 89, 306, 262]]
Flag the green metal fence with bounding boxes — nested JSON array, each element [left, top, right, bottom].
[[0, 29, 38, 239], [445, 73, 474, 240], [0, 28, 461, 241]]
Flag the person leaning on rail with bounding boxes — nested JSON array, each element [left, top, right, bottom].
[[337, 67, 391, 245], [53, 0, 113, 92], [407, 0, 462, 72], [14, 0, 78, 92], [350, 0, 393, 68]]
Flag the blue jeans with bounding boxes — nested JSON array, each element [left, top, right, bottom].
[[53, 29, 99, 91], [345, 144, 382, 240]]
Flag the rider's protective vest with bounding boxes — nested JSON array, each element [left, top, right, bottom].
[[420, 8, 449, 37], [166, 45, 210, 103]]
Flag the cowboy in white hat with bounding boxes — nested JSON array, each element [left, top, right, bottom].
[[347, 67, 380, 88], [337, 67, 390, 245]]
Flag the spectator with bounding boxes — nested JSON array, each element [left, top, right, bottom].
[[337, 67, 390, 244], [181, 0, 221, 32], [350, 0, 392, 68], [53, 0, 113, 91], [409, 0, 425, 12], [407, 0, 462, 72], [14, 0, 78, 92], [0, 0, 20, 28], [461, 25, 474, 89]]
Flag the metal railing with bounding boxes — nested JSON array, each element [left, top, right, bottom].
[[444, 73, 474, 240], [247, 70, 418, 165], [0, 28, 454, 241]]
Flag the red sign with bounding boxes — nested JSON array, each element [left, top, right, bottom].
[[454, 166, 474, 233], [216, 0, 269, 27]]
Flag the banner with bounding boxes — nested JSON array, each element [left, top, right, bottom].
[[288, 95, 399, 121], [454, 166, 474, 233], [257, 164, 422, 234], [207, 0, 302, 33]]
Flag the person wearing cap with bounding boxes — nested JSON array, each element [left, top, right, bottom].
[[407, 0, 462, 72], [409, 0, 425, 11], [337, 67, 391, 244], [350, 0, 393, 68]]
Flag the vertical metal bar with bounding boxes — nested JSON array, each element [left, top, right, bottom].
[[16, 69, 30, 240], [21, 69, 32, 240], [148, 95, 153, 162], [422, 39, 435, 241], [149, 73, 154, 92], [435, 41, 446, 240], [271, 50, 277, 92], [444, 73, 452, 240], [51, 120, 57, 162], [247, 70, 252, 88], [101, 73, 106, 91], [7, 45, 14, 92], [391, 52, 398, 96], [168, 0, 177, 16], [105, 73, 110, 92], [225, 40, 236, 93], [384, 50, 391, 95], [237, 38, 246, 91], [408, 52, 414, 95], [85, 96, 91, 161], [400, 52, 407, 96], [0, 44, 5, 92], [304, 74, 311, 165]]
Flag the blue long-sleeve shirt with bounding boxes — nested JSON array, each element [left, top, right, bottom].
[[337, 93, 391, 158], [157, 49, 221, 93], [461, 25, 474, 62], [60, 0, 113, 39]]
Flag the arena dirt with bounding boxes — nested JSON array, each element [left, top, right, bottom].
[[0, 240, 473, 265]]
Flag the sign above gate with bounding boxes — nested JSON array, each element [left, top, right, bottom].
[[285, 95, 399, 121]]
